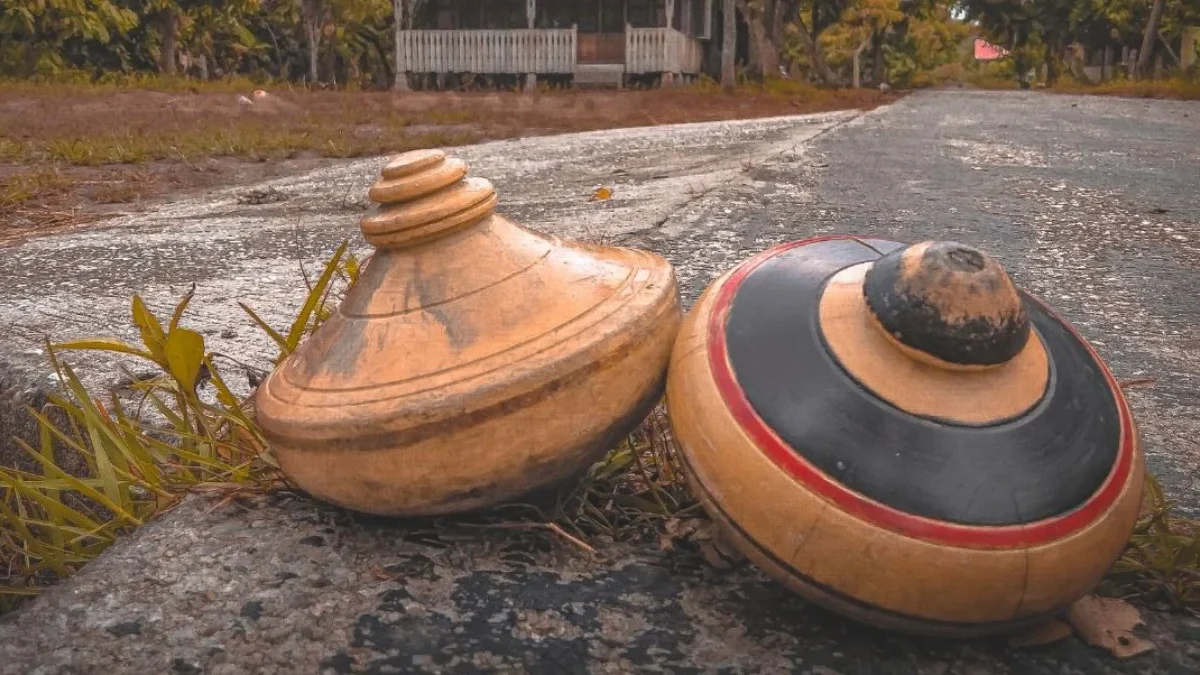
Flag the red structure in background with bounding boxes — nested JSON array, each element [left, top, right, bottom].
[[974, 38, 1009, 61]]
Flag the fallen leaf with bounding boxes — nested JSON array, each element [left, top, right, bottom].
[[1066, 595, 1155, 659], [589, 186, 613, 201], [1008, 619, 1073, 648]]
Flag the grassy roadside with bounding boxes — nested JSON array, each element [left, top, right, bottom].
[[0, 80, 895, 243], [963, 72, 1200, 100], [1049, 77, 1200, 100]]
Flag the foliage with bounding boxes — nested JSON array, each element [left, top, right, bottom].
[[1109, 474, 1200, 612], [0, 0, 138, 76], [0, 241, 359, 607], [957, 0, 1200, 84]]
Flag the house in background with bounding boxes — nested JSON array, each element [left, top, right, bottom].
[[397, 0, 714, 89]]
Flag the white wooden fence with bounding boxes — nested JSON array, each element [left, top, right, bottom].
[[625, 28, 703, 75], [397, 29, 577, 74]]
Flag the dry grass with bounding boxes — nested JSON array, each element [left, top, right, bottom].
[[0, 83, 892, 166], [1051, 77, 1200, 101], [0, 81, 894, 242]]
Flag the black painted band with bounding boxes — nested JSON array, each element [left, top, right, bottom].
[[722, 238, 1121, 526]]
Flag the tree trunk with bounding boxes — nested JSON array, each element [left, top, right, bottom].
[[366, 29, 394, 88], [1136, 0, 1166, 78], [1044, 44, 1061, 86], [871, 30, 884, 85], [302, 0, 325, 85], [852, 34, 870, 89], [794, 15, 839, 86], [157, 9, 180, 76], [721, 0, 736, 89], [394, 0, 411, 91], [737, 1, 779, 80]]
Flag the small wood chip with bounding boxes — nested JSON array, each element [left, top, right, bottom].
[[1118, 377, 1157, 389]]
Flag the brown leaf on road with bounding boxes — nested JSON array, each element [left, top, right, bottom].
[[589, 186, 613, 201], [1066, 595, 1155, 659]]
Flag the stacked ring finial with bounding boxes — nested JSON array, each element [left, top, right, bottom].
[[359, 149, 499, 248], [666, 235, 1144, 637], [255, 149, 682, 517]]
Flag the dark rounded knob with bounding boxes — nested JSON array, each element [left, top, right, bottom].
[[862, 241, 1030, 368]]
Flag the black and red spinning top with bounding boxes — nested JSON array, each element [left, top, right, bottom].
[[666, 235, 1144, 637]]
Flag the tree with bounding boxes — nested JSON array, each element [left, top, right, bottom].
[[825, 0, 904, 87], [738, 0, 782, 78], [722, 0, 737, 88], [795, 0, 851, 85], [299, 0, 329, 84], [0, 0, 138, 76], [392, 0, 426, 91], [1136, 0, 1165, 76]]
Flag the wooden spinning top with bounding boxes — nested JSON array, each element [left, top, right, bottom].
[[666, 236, 1144, 637], [255, 149, 682, 517]]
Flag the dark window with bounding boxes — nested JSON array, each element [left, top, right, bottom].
[[601, 0, 624, 32], [627, 0, 653, 27]]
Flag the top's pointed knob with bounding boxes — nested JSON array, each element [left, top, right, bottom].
[[862, 241, 1031, 370], [360, 149, 498, 249]]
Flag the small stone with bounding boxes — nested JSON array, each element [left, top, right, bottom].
[[220, 329, 237, 339], [300, 535, 326, 547], [263, 625, 293, 643], [106, 620, 142, 637]]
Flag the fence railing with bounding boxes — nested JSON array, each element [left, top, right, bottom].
[[625, 27, 703, 75], [397, 29, 577, 74]]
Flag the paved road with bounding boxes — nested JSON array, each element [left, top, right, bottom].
[[617, 89, 1200, 509], [2, 90, 1198, 674]]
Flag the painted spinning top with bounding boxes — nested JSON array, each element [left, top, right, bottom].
[[255, 149, 681, 517], [666, 236, 1144, 637]]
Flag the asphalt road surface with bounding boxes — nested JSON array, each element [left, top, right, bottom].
[[1, 90, 1198, 675]]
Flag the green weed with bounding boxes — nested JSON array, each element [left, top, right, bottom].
[[0, 167, 73, 206], [0, 242, 359, 607], [1108, 474, 1200, 612]]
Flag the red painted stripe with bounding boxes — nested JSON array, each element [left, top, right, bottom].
[[706, 235, 1135, 549]]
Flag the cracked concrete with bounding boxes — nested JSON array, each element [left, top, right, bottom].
[[0, 109, 854, 471], [2, 91, 1199, 673]]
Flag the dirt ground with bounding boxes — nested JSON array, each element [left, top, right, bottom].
[[0, 85, 894, 245]]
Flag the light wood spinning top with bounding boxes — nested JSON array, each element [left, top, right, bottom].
[[666, 236, 1143, 637], [255, 149, 682, 517]]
